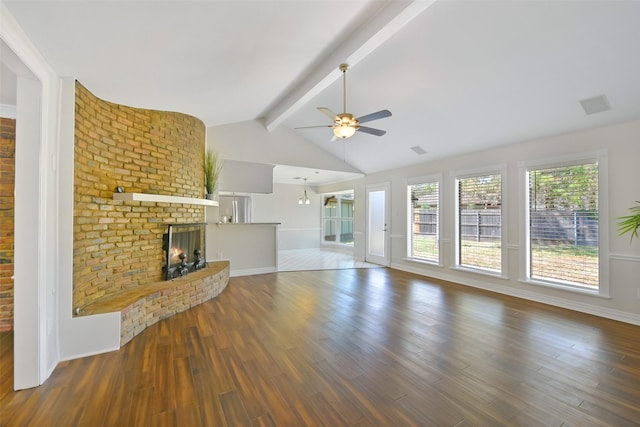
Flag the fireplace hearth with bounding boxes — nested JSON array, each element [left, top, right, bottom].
[[163, 223, 206, 280]]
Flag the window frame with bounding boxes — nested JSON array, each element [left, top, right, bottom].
[[406, 174, 443, 266], [322, 190, 355, 247], [453, 164, 508, 278], [518, 150, 610, 297]]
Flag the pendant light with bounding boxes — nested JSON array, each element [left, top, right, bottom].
[[298, 178, 310, 205]]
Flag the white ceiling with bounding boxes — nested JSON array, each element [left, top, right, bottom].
[[4, 0, 640, 183]]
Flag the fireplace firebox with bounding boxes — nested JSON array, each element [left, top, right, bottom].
[[163, 223, 206, 280]]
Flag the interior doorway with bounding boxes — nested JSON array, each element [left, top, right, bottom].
[[1, 34, 48, 390]]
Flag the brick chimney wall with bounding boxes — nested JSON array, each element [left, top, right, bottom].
[[0, 118, 15, 332], [74, 82, 205, 311]]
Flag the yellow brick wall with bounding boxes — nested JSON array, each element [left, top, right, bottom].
[[74, 82, 206, 311], [0, 118, 15, 332]]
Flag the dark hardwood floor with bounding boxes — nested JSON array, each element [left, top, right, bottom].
[[1, 268, 639, 426]]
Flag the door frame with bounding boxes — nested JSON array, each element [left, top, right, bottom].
[[365, 182, 390, 266]]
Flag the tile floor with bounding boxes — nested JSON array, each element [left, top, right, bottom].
[[278, 248, 381, 272]]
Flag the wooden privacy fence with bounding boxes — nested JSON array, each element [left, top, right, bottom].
[[413, 209, 598, 246]]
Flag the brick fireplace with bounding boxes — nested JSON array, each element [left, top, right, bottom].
[[73, 82, 206, 312], [0, 118, 15, 332]]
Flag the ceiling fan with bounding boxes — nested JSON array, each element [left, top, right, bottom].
[[296, 63, 392, 140]]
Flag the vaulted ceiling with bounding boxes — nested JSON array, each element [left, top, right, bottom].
[[4, 0, 640, 182]]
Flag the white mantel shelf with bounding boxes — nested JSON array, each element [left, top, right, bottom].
[[112, 192, 219, 207]]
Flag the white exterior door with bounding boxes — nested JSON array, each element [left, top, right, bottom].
[[366, 182, 390, 266]]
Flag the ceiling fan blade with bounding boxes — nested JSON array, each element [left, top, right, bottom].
[[357, 109, 392, 124], [357, 126, 386, 136], [294, 125, 332, 130], [330, 134, 338, 142], [317, 107, 337, 120]]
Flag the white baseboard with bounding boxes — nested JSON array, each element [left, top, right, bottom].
[[390, 262, 640, 326], [230, 267, 277, 277], [59, 345, 121, 362]]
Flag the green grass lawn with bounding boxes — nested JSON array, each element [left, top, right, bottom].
[[412, 235, 598, 287]]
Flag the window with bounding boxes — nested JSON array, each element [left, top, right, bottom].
[[526, 161, 599, 289], [407, 179, 440, 263], [323, 191, 354, 245], [456, 171, 503, 273]]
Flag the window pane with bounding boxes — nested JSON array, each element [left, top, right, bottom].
[[324, 196, 337, 218], [324, 219, 337, 242], [409, 182, 439, 262], [341, 200, 353, 218], [322, 192, 354, 245], [458, 174, 501, 272], [529, 163, 598, 288], [340, 219, 353, 244]]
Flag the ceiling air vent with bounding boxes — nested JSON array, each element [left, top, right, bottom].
[[579, 95, 611, 115], [410, 145, 427, 155]]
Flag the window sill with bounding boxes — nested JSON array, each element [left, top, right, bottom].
[[404, 257, 442, 268], [452, 265, 508, 280], [520, 278, 611, 299]]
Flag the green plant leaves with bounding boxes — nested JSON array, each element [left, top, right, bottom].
[[617, 201, 640, 241]]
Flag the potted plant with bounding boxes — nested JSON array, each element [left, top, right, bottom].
[[204, 149, 223, 200], [618, 201, 640, 241]]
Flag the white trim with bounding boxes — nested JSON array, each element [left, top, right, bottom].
[[59, 346, 120, 362], [366, 182, 391, 266], [407, 173, 442, 186], [2, 2, 62, 388], [403, 257, 442, 268], [321, 190, 355, 246], [390, 263, 640, 326], [518, 150, 609, 297], [229, 267, 277, 277], [519, 278, 609, 299], [609, 253, 640, 262], [451, 164, 507, 275], [516, 149, 608, 170], [452, 265, 507, 280], [406, 173, 443, 266]]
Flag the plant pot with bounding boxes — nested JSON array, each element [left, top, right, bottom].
[[205, 193, 216, 201]]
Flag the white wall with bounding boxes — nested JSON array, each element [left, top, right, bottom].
[[252, 182, 322, 250], [206, 223, 279, 276], [318, 119, 640, 325], [218, 160, 274, 194]]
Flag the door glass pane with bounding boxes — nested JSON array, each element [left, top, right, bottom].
[[368, 190, 385, 257]]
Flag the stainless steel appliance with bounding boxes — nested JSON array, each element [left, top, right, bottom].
[[219, 194, 251, 223]]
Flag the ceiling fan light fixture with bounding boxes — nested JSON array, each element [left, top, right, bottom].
[[333, 125, 357, 139], [296, 63, 390, 140], [333, 113, 358, 139]]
